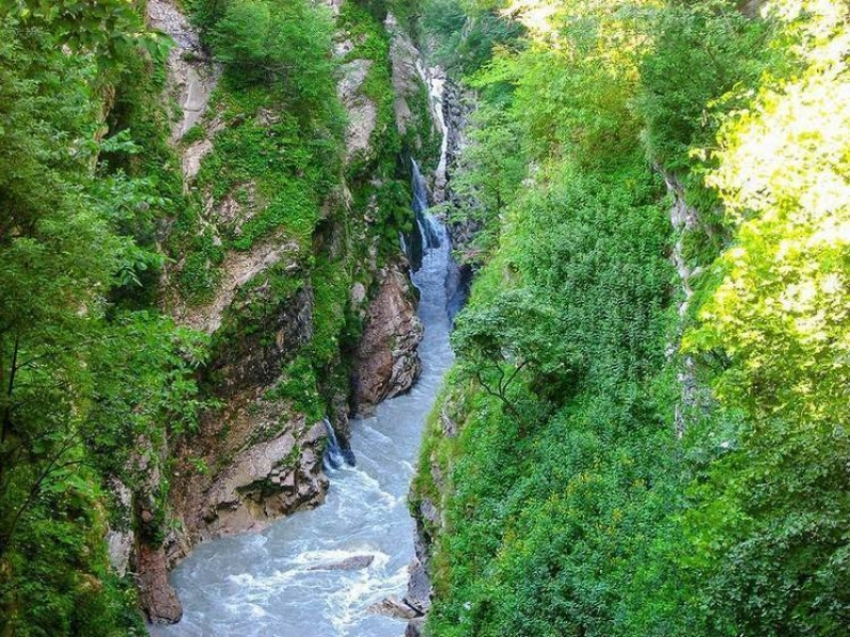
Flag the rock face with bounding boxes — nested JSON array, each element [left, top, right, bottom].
[[165, 283, 334, 562], [338, 58, 377, 160], [387, 14, 424, 137], [352, 262, 424, 414], [385, 12, 443, 176], [146, 0, 217, 143], [118, 0, 435, 626], [137, 543, 183, 624], [167, 414, 330, 561]]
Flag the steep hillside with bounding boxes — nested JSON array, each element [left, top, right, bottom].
[[2, 0, 849, 635], [411, 1, 850, 636], [0, 0, 441, 631]]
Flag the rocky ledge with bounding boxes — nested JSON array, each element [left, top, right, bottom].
[[352, 262, 424, 415]]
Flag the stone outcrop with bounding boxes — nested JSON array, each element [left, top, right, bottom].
[[167, 412, 330, 563], [137, 543, 183, 624], [352, 262, 423, 415], [338, 58, 377, 160], [147, 0, 217, 143]]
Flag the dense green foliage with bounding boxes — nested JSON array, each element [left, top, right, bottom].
[[0, 0, 421, 633], [415, 0, 850, 635], [4, 0, 848, 634], [0, 9, 205, 636]]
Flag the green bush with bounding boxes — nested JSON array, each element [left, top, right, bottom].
[[208, 0, 339, 115]]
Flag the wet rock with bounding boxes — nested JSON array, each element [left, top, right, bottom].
[[137, 543, 183, 624], [308, 554, 375, 571], [352, 262, 423, 415], [406, 618, 426, 637], [368, 595, 425, 620]]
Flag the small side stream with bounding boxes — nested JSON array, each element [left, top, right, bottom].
[[151, 170, 454, 637]]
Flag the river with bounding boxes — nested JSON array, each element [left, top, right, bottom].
[[151, 170, 454, 637]]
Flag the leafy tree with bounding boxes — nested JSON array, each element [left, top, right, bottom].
[[681, 3, 850, 632], [2, 0, 166, 60], [0, 10, 207, 635], [208, 0, 340, 115], [452, 288, 579, 425]]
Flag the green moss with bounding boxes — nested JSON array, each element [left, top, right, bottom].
[[403, 78, 442, 173], [181, 122, 206, 146], [265, 356, 324, 422]]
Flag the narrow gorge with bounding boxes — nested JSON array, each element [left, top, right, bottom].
[[151, 169, 454, 636], [2, 2, 849, 637]]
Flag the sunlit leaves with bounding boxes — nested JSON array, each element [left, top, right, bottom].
[[680, 3, 850, 632], [691, 4, 850, 426]]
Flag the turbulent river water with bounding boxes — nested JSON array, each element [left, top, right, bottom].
[[151, 179, 454, 637]]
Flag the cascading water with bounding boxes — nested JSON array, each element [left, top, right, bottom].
[[412, 161, 443, 250], [150, 165, 455, 637], [322, 418, 347, 472]]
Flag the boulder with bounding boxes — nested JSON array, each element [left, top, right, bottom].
[[308, 554, 375, 571], [368, 595, 425, 620]]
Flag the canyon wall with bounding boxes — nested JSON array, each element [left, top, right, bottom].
[[105, 0, 440, 623]]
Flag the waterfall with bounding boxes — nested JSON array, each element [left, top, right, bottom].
[[411, 159, 444, 254], [322, 418, 346, 471]]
